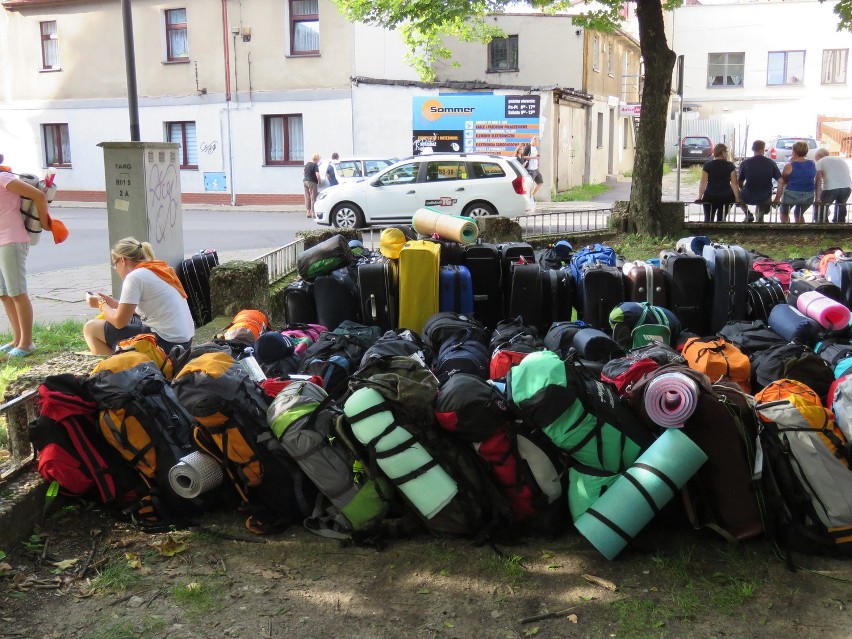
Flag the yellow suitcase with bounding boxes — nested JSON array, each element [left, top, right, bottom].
[[398, 240, 440, 334]]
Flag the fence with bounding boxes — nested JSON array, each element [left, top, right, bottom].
[[0, 391, 38, 484]]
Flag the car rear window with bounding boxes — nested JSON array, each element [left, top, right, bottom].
[[365, 160, 391, 176], [336, 161, 363, 178], [471, 162, 507, 178], [684, 137, 711, 148]]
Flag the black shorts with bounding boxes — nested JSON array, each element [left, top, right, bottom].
[[104, 316, 191, 354], [529, 169, 544, 185]]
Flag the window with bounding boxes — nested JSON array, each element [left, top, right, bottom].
[[607, 42, 614, 75], [40, 21, 59, 70], [487, 35, 518, 72], [471, 162, 506, 178], [426, 161, 467, 181], [165, 8, 188, 61], [166, 121, 197, 169], [707, 52, 744, 87], [767, 51, 805, 85], [592, 35, 600, 71], [263, 114, 303, 165], [378, 163, 418, 185], [42, 123, 71, 167], [597, 112, 604, 148], [822, 49, 848, 84], [289, 0, 319, 55], [623, 118, 630, 149], [364, 160, 391, 176]]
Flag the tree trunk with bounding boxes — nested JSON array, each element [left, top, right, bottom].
[[629, 0, 677, 236]]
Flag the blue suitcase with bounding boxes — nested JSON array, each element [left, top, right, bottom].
[[439, 264, 474, 314]]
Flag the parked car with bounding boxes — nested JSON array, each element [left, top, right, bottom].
[[314, 153, 535, 228], [680, 136, 713, 166], [766, 136, 818, 169], [320, 157, 395, 189]]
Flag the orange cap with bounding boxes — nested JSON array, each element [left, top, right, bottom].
[[49, 217, 69, 244]]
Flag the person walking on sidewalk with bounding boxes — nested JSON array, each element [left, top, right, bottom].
[[774, 140, 816, 223], [814, 148, 851, 223], [737, 140, 780, 223], [303, 153, 321, 218], [83, 237, 194, 356], [0, 155, 53, 357], [524, 136, 544, 201]]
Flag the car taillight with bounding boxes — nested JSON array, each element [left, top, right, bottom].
[[512, 175, 525, 195], [770, 148, 776, 159]]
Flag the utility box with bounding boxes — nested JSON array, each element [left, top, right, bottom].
[[98, 142, 185, 296]]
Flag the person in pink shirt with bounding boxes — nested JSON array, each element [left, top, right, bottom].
[[0, 154, 53, 357]]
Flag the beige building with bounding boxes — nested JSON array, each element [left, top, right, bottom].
[[0, 1, 641, 203]]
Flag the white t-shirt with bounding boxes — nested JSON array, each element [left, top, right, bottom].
[[119, 267, 195, 343], [527, 146, 540, 171], [816, 156, 852, 191]]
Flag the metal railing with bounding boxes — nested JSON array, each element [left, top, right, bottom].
[[255, 237, 305, 284], [0, 391, 38, 484], [516, 208, 612, 237]]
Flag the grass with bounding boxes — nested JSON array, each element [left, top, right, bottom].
[[91, 559, 142, 594], [552, 182, 611, 202], [172, 579, 222, 618], [483, 551, 527, 586], [86, 616, 166, 639]]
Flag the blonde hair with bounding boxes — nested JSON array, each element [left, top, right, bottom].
[[792, 140, 810, 158], [713, 143, 728, 158], [111, 237, 155, 264], [311, 153, 321, 162]]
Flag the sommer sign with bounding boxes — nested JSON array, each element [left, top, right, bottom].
[[412, 94, 541, 156]]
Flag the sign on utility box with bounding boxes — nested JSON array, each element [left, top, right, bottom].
[[98, 142, 185, 296]]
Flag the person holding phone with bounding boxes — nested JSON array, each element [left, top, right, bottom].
[[83, 237, 194, 355]]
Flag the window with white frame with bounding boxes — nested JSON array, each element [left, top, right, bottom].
[[42, 123, 71, 167], [289, 0, 319, 55], [264, 115, 304, 165], [40, 21, 59, 70], [822, 49, 848, 84], [607, 42, 614, 75], [707, 52, 744, 87], [488, 35, 518, 72], [166, 121, 198, 169], [767, 51, 805, 86], [592, 35, 600, 71], [165, 8, 189, 61]]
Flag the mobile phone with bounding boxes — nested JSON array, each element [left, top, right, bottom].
[[86, 290, 94, 296]]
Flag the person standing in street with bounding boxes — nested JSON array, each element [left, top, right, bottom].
[[0, 154, 53, 357], [524, 136, 544, 201], [814, 148, 852, 223], [737, 140, 781, 223], [303, 153, 321, 218], [326, 152, 340, 188]]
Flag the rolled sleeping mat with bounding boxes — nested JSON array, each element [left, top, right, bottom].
[[572, 328, 625, 363], [768, 302, 822, 345], [675, 235, 711, 256], [412, 207, 479, 244], [797, 290, 851, 331], [573, 428, 708, 560], [168, 451, 224, 499], [343, 386, 458, 519], [642, 371, 700, 429]]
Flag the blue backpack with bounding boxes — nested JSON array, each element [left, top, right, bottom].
[[570, 243, 617, 283]]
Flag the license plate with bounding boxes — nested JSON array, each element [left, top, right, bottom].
[[689, 150, 702, 154]]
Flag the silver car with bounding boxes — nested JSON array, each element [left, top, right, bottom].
[[766, 136, 818, 169]]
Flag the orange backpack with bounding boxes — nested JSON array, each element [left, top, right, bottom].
[[680, 336, 751, 393], [220, 309, 270, 343]]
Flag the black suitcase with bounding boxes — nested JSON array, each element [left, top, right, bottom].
[[578, 263, 624, 331], [507, 263, 542, 329], [623, 261, 668, 307], [357, 259, 399, 333], [498, 242, 536, 310], [462, 243, 503, 329], [284, 279, 317, 325], [313, 268, 360, 331], [702, 244, 750, 333], [826, 259, 852, 309], [786, 274, 843, 307], [747, 277, 786, 323], [176, 249, 219, 327], [540, 268, 574, 332], [660, 250, 710, 336]]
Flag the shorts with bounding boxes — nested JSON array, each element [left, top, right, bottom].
[[0, 242, 29, 296], [529, 169, 544, 185], [740, 188, 772, 207], [104, 316, 192, 354], [780, 189, 814, 206]]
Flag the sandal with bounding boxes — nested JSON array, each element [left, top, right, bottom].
[[8, 346, 36, 358], [0, 343, 15, 353]]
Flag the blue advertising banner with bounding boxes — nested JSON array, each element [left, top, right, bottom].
[[412, 94, 540, 156]]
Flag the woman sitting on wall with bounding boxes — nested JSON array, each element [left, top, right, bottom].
[[83, 237, 194, 355]]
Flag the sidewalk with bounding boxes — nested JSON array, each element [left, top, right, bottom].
[[9, 172, 698, 334]]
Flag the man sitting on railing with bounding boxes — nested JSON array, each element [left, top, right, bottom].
[[737, 140, 781, 223]]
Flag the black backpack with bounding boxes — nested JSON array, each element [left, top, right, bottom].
[[717, 320, 787, 356], [489, 316, 541, 352], [343, 356, 513, 540], [750, 343, 834, 400], [298, 332, 367, 398], [421, 312, 489, 353]]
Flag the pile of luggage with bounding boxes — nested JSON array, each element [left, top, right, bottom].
[[25, 232, 852, 561]]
